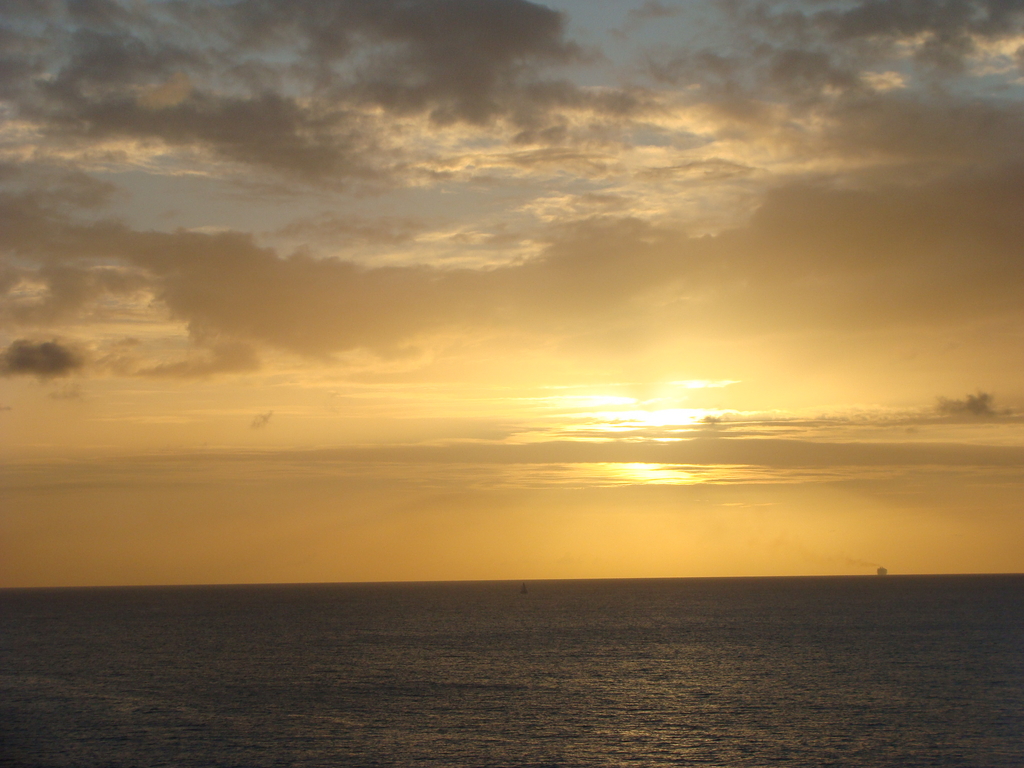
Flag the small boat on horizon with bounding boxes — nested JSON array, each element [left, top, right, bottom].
[[520, 582, 528, 594]]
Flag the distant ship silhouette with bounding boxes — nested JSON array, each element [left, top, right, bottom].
[[520, 582, 528, 594], [877, 566, 888, 576]]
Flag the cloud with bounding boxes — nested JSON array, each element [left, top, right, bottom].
[[3, 162, 1024, 360], [48, 382, 84, 400], [824, 0, 1024, 69], [2, 0, 596, 182], [275, 213, 424, 246], [822, 94, 1024, 166], [317, 0, 582, 123], [616, 1, 682, 36], [0, 261, 149, 328], [636, 159, 755, 182], [227, 437, 1024, 470], [0, 339, 85, 378], [138, 341, 261, 378], [733, 0, 1024, 72], [629, 1, 680, 22], [8, 0, 1020, 193], [136, 72, 192, 110], [641, 0, 1024, 176], [250, 411, 274, 429], [937, 392, 997, 417]]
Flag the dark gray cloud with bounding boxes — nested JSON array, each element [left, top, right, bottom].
[[0, 338, 84, 377], [300, 0, 580, 123], [8, 0, 1022, 186], [3, 0, 593, 181], [824, 0, 1024, 69], [740, 0, 1024, 70], [644, 0, 1024, 171], [938, 392, 997, 416]]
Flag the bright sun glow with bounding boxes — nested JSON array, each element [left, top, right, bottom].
[[671, 380, 740, 389], [586, 409, 721, 428], [595, 463, 702, 484]]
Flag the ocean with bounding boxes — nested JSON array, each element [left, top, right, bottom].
[[2, 575, 1022, 767]]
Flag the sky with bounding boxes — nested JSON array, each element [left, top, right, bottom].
[[2, 0, 1023, 587]]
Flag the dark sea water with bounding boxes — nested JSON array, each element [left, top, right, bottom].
[[2, 576, 1023, 767]]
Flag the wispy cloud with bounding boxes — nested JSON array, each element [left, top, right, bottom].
[[250, 411, 274, 429]]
